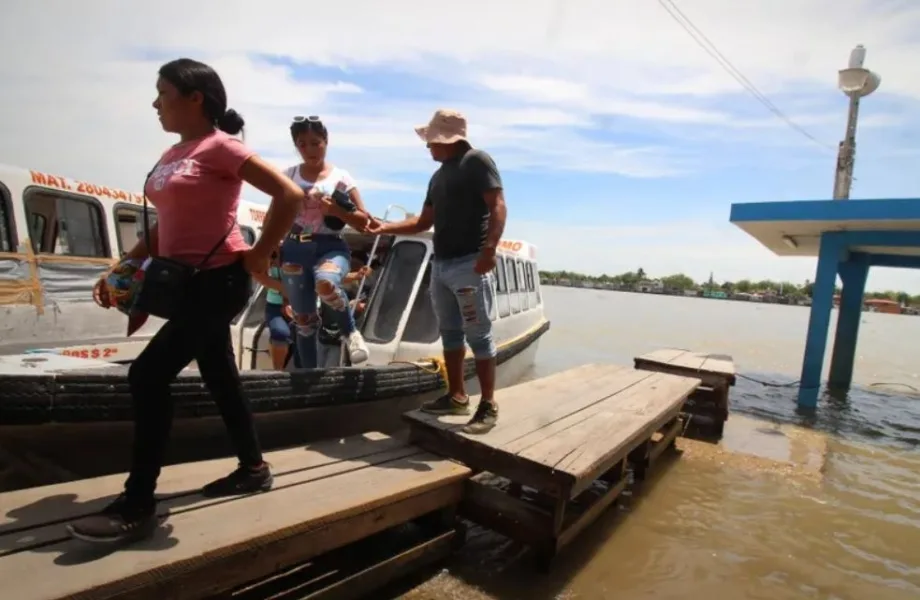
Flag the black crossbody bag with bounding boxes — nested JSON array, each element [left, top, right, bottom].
[[132, 164, 235, 320]]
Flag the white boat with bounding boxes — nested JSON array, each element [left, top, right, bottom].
[[0, 164, 549, 489]]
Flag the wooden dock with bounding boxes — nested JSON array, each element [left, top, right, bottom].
[[634, 349, 736, 439], [403, 363, 700, 569], [0, 357, 717, 596], [0, 432, 470, 600]]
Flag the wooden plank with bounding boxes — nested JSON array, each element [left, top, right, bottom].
[[648, 418, 682, 464], [525, 374, 697, 496], [405, 365, 640, 450], [405, 363, 617, 432], [0, 431, 407, 530], [459, 479, 552, 545], [405, 366, 641, 493], [506, 371, 672, 461], [408, 424, 561, 493], [498, 369, 654, 455], [553, 375, 695, 472], [556, 463, 629, 550], [302, 529, 456, 600], [407, 366, 698, 497], [666, 351, 707, 371], [0, 454, 470, 600], [698, 356, 737, 377], [635, 349, 687, 364], [635, 348, 736, 382], [0, 445, 422, 558]]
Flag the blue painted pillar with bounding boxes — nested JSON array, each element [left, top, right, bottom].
[[828, 256, 869, 390], [798, 233, 842, 410]]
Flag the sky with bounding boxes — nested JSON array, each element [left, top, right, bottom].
[[1, 0, 920, 292]]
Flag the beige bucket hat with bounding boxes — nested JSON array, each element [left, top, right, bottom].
[[414, 108, 468, 145]]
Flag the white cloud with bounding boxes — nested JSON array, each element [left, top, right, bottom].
[[0, 0, 918, 291]]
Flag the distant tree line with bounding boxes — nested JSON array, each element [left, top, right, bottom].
[[538, 268, 920, 306]]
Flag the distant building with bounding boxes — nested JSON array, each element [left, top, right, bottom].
[[865, 298, 901, 314], [832, 295, 902, 314], [637, 279, 664, 293]]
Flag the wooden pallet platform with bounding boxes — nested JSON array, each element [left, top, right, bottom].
[[634, 349, 736, 439], [0, 432, 470, 600], [403, 364, 699, 569]]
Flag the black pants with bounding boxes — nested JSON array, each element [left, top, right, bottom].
[[124, 260, 263, 503]]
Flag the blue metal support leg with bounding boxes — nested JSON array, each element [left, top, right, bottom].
[[798, 234, 842, 410], [828, 257, 869, 390]]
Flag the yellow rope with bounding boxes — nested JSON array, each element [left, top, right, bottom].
[[388, 358, 446, 378], [387, 318, 548, 389]]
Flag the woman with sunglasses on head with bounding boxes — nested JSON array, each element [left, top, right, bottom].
[[280, 115, 372, 369], [69, 58, 302, 545]]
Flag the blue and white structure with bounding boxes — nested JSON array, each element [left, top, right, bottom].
[[729, 45, 911, 410]]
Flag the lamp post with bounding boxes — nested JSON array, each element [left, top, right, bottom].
[[833, 44, 881, 200]]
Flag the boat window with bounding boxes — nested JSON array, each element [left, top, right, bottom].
[[114, 205, 157, 256], [0, 181, 14, 253], [240, 226, 257, 246], [30, 214, 46, 249], [506, 257, 518, 291], [24, 191, 109, 257], [363, 240, 427, 344], [495, 256, 507, 293], [495, 255, 510, 318], [402, 262, 440, 344], [525, 261, 538, 307], [516, 259, 529, 310], [534, 265, 542, 304], [506, 256, 521, 314], [525, 262, 541, 304]]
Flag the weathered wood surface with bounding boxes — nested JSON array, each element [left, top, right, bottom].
[[0, 432, 470, 600], [404, 364, 699, 498], [634, 348, 736, 387]]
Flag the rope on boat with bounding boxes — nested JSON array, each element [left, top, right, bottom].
[[389, 357, 447, 379]]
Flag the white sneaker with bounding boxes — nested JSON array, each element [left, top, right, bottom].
[[346, 331, 369, 365]]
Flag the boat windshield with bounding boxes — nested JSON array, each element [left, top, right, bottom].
[[361, 240, 430, 344]]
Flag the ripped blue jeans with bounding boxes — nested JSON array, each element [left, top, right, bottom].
[[430, 253, 496, 360], [280, 234, 355, 369]]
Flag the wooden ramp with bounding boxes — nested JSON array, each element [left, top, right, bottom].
[[634, 349, 736, 439], [0, 432, 470, 600], [403, 364, 700, 568]]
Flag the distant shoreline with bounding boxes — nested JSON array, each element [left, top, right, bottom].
[[540, 281, 920, 316]]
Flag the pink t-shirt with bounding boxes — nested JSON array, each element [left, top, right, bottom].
[[145, 130, 254, 268]]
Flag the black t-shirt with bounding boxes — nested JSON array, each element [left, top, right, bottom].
[[423, 146, 502, 260]]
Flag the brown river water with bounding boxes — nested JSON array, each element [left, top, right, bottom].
[[391, 286, 920, 600]]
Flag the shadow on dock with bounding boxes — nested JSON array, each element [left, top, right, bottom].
[[0, 431, 436, 568]]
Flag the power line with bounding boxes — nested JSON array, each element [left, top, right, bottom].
[[656, 0, 834, 152]]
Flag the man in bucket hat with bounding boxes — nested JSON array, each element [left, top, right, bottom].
[[367, 109, 507, 434]]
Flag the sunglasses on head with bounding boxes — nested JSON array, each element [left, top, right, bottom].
[[292, 115, 324, 130]]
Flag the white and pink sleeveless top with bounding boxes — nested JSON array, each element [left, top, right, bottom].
[[285, 164, 356, 235]]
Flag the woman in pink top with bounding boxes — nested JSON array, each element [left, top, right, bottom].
[[69, 58, 303, 545]]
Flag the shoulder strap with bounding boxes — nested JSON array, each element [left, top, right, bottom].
[[286, 165, 298, 179], [142, 162, 159, 259], [197, 220, 236, 269]]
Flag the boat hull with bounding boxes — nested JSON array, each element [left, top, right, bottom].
[[0, 321, 547, 491]]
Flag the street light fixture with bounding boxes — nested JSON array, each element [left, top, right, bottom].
[[833, 45, 881, 200]]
